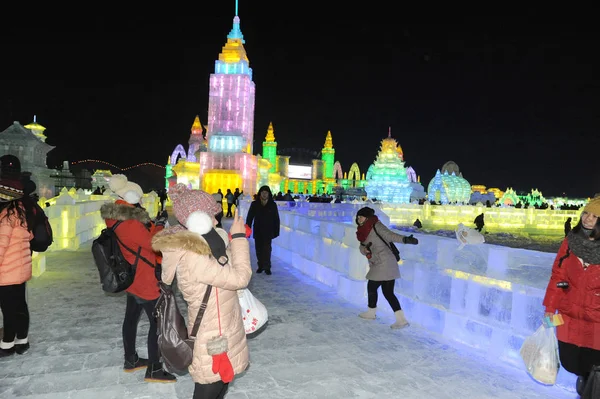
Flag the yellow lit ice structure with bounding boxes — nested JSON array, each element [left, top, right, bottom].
[[172, 158, 201, 189]]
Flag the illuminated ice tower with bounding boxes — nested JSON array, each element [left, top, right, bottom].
[[198, 6, 257, 194], [364, 128, 413, 203], [320, 130, 336, 193], [262, 122, 277, 173], [187, 115, 206, 162]]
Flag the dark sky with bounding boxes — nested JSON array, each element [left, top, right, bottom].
[[1, 6, 599, 197]]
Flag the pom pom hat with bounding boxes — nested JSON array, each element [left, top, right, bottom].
[[108, 174, 143, 205], [169, 183, 221, 235]]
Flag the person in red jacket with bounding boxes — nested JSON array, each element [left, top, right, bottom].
[[543, 196, 600, 395], [101, 174, 174, 383]]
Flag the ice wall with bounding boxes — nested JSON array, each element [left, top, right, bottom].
[[41, 189, 160, 253], [238, 200, 576, 392], [272, 201, 390, 225], [381, 202, 580, 236]]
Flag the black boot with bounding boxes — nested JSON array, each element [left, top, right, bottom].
[[0, 347, 15, 357], [144, 362, 176, 383], [577, 375, 588, 396], [14, 337, 29, 355], [256, 268, 264, 274], [15, 343, 29, 355], [124, 352, 149, 372]]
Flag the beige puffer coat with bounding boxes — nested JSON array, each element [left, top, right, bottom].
[[152, 227, 252, 384], [358, 221, 407, 281]]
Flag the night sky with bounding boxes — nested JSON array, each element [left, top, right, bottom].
[[1, 6, 598, 198]]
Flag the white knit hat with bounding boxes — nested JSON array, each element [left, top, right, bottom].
[[108, 174, 143, 204]]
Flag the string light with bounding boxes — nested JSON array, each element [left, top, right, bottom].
[[71, 160, 166, 170]]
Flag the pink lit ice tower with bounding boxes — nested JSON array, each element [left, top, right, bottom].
[[199, 3, 257, 195]]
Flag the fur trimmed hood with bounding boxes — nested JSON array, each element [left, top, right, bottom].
[[100, 202, 151, 224], [152, 226, 228, 256]]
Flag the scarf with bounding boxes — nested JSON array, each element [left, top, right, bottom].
[[356, 216, 379, 243], [567, 229, 600, 265]]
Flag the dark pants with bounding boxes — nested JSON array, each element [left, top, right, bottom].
[[254, 237, 272, 271], [559, 340, 600, 377], [0, 283, 29, 342], [216, 211, 224, 228], [193, 381, 229, 398], [367, 280, 401, 312], [226, 203, 233, 218], [123, 293, 159, 363]]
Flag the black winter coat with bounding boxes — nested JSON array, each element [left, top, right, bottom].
[[245, 200, 280, 240]]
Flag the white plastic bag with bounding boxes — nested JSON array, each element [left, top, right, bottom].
[[238, 288, 268, 335], [519, 325, 560, 385], [455, 223, 485, 250]]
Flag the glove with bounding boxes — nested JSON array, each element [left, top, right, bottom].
[[211, 352, 234, 383], [155, 210, 168, 227], [365, 242, 373, 259], [402, 235, 419, 245]]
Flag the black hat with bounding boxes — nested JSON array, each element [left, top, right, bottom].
[[356, 207, 375, 218]]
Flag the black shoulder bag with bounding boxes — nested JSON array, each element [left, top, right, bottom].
[[372, 224, 401, 262]]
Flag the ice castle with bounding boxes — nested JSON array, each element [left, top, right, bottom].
[[364, 129, 413, 203]]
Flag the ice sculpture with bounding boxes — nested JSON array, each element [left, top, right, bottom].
[[186, 115, 205, 162], [199, 12, 258, 195], [427, 170, 471, 204], [364, 128, 412, 203]]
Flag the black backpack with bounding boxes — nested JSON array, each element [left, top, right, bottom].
[[92, 221, 155, 293], [582, 366, 600, 398], [30, 204, 53, 252]]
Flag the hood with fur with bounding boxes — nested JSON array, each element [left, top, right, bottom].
[[100, 202, 151, 224], [152, 226, 228, 256]]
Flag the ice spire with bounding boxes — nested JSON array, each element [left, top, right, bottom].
[[265, 122, 275, 142], [191, 115, 203, 135], [227, 0, 244, 43], [324, 130, 333, 149]]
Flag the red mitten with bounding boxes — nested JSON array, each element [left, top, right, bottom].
[[213, 352, 234, 383], [211, 352, 221, 375], [208, 336, 234, 383]]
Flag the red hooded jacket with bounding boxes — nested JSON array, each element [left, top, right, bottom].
[[100, 200, 163, 300], [543, 237, 600, 350]]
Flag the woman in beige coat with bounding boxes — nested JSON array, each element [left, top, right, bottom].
[[355, 207, 419, 329], [152, 183, 251, 399]]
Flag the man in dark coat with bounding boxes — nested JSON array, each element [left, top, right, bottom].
[[245, 185, 280, 275]]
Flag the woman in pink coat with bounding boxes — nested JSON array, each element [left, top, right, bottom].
[[152, 184, 251, 399], [0, 179, 33, 357]]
